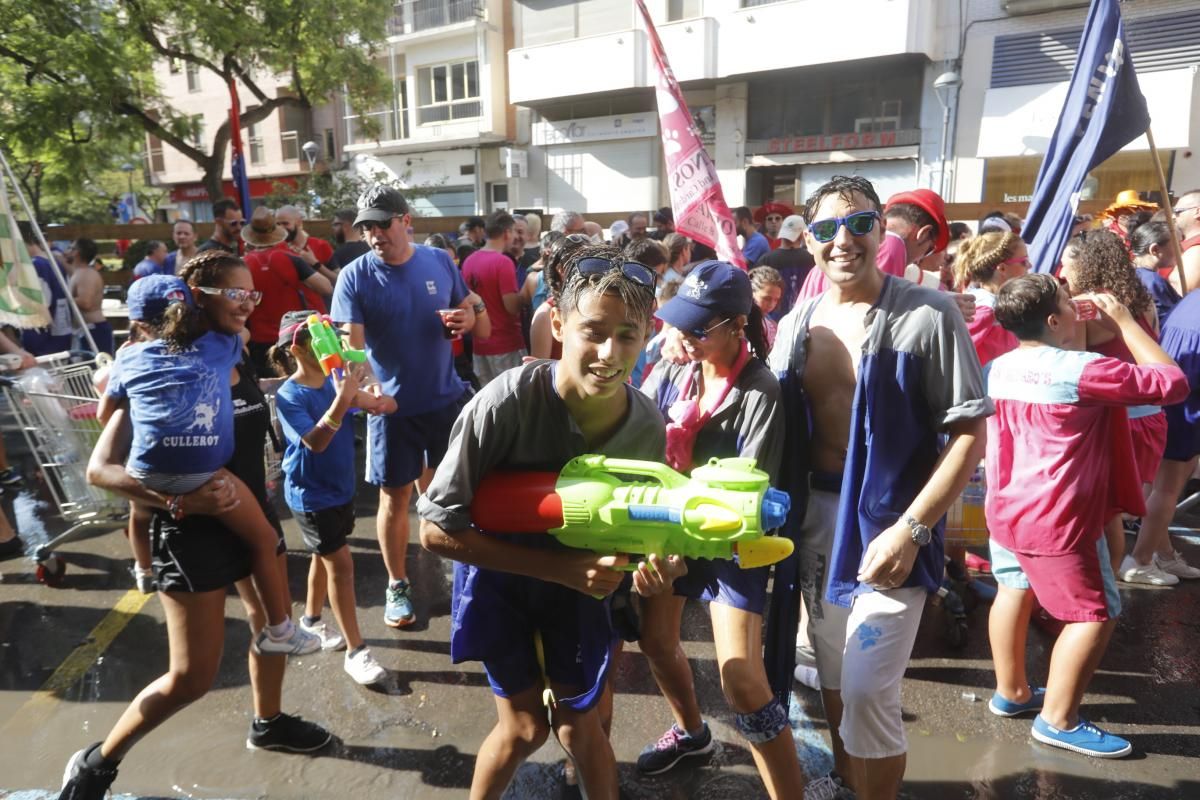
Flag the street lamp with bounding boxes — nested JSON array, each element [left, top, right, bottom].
[[301, 141, 320, 172], [933, 70, 962, 198]]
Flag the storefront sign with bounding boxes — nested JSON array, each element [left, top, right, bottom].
[[533, 114, 658, 146], [169, 177, 296, 203], [748, 128, 921, 156]]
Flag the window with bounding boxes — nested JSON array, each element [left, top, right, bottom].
[[323, 128, 335, 162], [186, 62, 201, 92], [417, 60, 480, 124], [344, 80, 408, 144], [668, 0, 701, 21], [248, 121, 265, 165], [146, 133, 166, 173], [517, 0, 630, 47], [279, 104, 306, 160], [189, 115, 205, 149]]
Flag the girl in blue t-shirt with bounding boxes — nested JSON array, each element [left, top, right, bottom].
[[268, 311, 397, 684], [104, 268, 317, 656]]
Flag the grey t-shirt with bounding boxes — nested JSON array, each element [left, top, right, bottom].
[[642, 356, 784, 481], [418, 360, 667, 533]]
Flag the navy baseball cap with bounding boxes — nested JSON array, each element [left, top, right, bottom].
[[127, 274, 194, 322], [655, 260, 752, 334]]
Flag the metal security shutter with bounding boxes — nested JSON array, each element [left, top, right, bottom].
[[990, 9, 1200, 88]]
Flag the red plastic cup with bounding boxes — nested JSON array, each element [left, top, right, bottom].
[[1074, 299, 1099, 321]]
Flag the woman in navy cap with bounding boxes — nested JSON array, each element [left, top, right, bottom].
[[635, 261, 803, 797]]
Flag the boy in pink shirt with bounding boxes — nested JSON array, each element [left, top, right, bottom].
[[984, 273, 1188, 758]]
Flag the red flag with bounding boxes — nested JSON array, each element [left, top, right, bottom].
[[228, 79, 252, 255], [636, 0, 745, 268]]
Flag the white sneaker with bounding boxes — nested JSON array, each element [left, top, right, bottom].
[[1154, 550, 1200, 580], [793, 663, 820, 691], [255, 621, 322, 656], [1118, 555, 1179, 586], [344, 647, 387, 685], [300, 618, 346, 651], [132, 563, 155, 594]]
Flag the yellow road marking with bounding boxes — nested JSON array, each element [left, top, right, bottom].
[[1, 588, 151, 733]]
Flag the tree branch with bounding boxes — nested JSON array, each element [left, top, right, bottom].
[[0, 44, 66, 85], [112, 101, 209, 164], [120, 0, 226, 78]]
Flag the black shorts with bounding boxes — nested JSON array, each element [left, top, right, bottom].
[[152, 506, 285, 594], [293, 502, 355, 556]]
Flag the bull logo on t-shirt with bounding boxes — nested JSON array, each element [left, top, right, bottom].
[[426, 280, 438, 295], [189, 403, 216, 433]]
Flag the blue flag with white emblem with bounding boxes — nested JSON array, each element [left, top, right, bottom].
[[1023, 0, 1149, 272]]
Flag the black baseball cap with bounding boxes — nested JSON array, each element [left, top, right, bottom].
[[353, 185, 410, 227]]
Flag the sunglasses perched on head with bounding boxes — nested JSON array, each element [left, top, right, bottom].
[[573, 257, 657, 289], [195, 286, 263, 305], [807, 211, 881, 243]]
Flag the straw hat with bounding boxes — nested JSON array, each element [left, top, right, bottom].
[[242, 206, 287, 248], [1099, 189, 1157, 220]]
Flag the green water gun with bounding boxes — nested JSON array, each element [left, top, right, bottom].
[[471, 455, 793, 568], [306, 314, 366, 376]]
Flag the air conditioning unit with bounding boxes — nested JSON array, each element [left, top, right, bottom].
[[854, 117, 900, 133]]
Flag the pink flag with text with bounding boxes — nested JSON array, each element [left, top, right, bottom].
[[635, 0, 745, 268]]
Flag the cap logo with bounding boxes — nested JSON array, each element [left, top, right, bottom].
[[684, 277, 707, 299], [164, 288, 186, 303]]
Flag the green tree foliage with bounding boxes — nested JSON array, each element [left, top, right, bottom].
[[262, 168, 446, 219], [0, 0, 392, 216]]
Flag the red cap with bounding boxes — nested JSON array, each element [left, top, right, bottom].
[[885, 189, 949, 254], [754, 201, 795, 224]]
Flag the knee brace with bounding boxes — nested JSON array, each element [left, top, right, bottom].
[[735, 698, 789, 744]]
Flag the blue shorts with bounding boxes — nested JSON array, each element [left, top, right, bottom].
[[452, 561, 615, 713], [366, 393, 468, 487], [672, 557, 769, 614], [1163, 401, 1200, 462]]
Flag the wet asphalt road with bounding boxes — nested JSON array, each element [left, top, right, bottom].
[[1, 423, 1199, 800]]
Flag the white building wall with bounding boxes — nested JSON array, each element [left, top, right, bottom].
[[951, 0, 1199, 202]]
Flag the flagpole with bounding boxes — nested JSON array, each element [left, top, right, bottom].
[[1146, 127, 1188, 295], [0, 145, 99, 353]]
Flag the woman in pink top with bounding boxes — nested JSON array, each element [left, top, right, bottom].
[[1060, 230, 1165, 579], [954, 232, 1027, 368]]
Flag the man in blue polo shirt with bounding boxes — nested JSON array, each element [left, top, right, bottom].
[[331, 185, 485, 628]]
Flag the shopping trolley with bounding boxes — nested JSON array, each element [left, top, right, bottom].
[[0, 351, 129, 585]]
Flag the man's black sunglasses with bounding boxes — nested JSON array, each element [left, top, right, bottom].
[[573, 257, 657, 289], [356, 216, 400, 232]]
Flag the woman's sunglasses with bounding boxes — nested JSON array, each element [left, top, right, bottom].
[[807, 211, 881, 243], [195, 286, 263, 305], [684, 317, 732, 340], [573, 257, 657, 289]]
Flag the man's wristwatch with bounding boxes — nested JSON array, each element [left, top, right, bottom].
[[903, 514, 932, 546], [472, 300, 486, 314]]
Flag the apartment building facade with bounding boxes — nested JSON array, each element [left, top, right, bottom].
[[952, 0, 1200, 207], [505, 0, 958, 214]]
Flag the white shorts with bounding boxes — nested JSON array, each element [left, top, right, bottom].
[[473, 350, 527, 386], [798, 488, 926, 759]]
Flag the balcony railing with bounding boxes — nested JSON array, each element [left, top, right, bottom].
[[387, 0, 483, 37], [345, 109, 408, 146]]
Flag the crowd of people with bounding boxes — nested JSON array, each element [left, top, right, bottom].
[[4, 176, 1196, 800]]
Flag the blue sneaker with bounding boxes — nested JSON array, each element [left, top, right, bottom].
[[1031, 715, 1132, 758], [636, 723, 714, 775], [384, 579, 415, 628], [988, 686, 1046, 717]]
